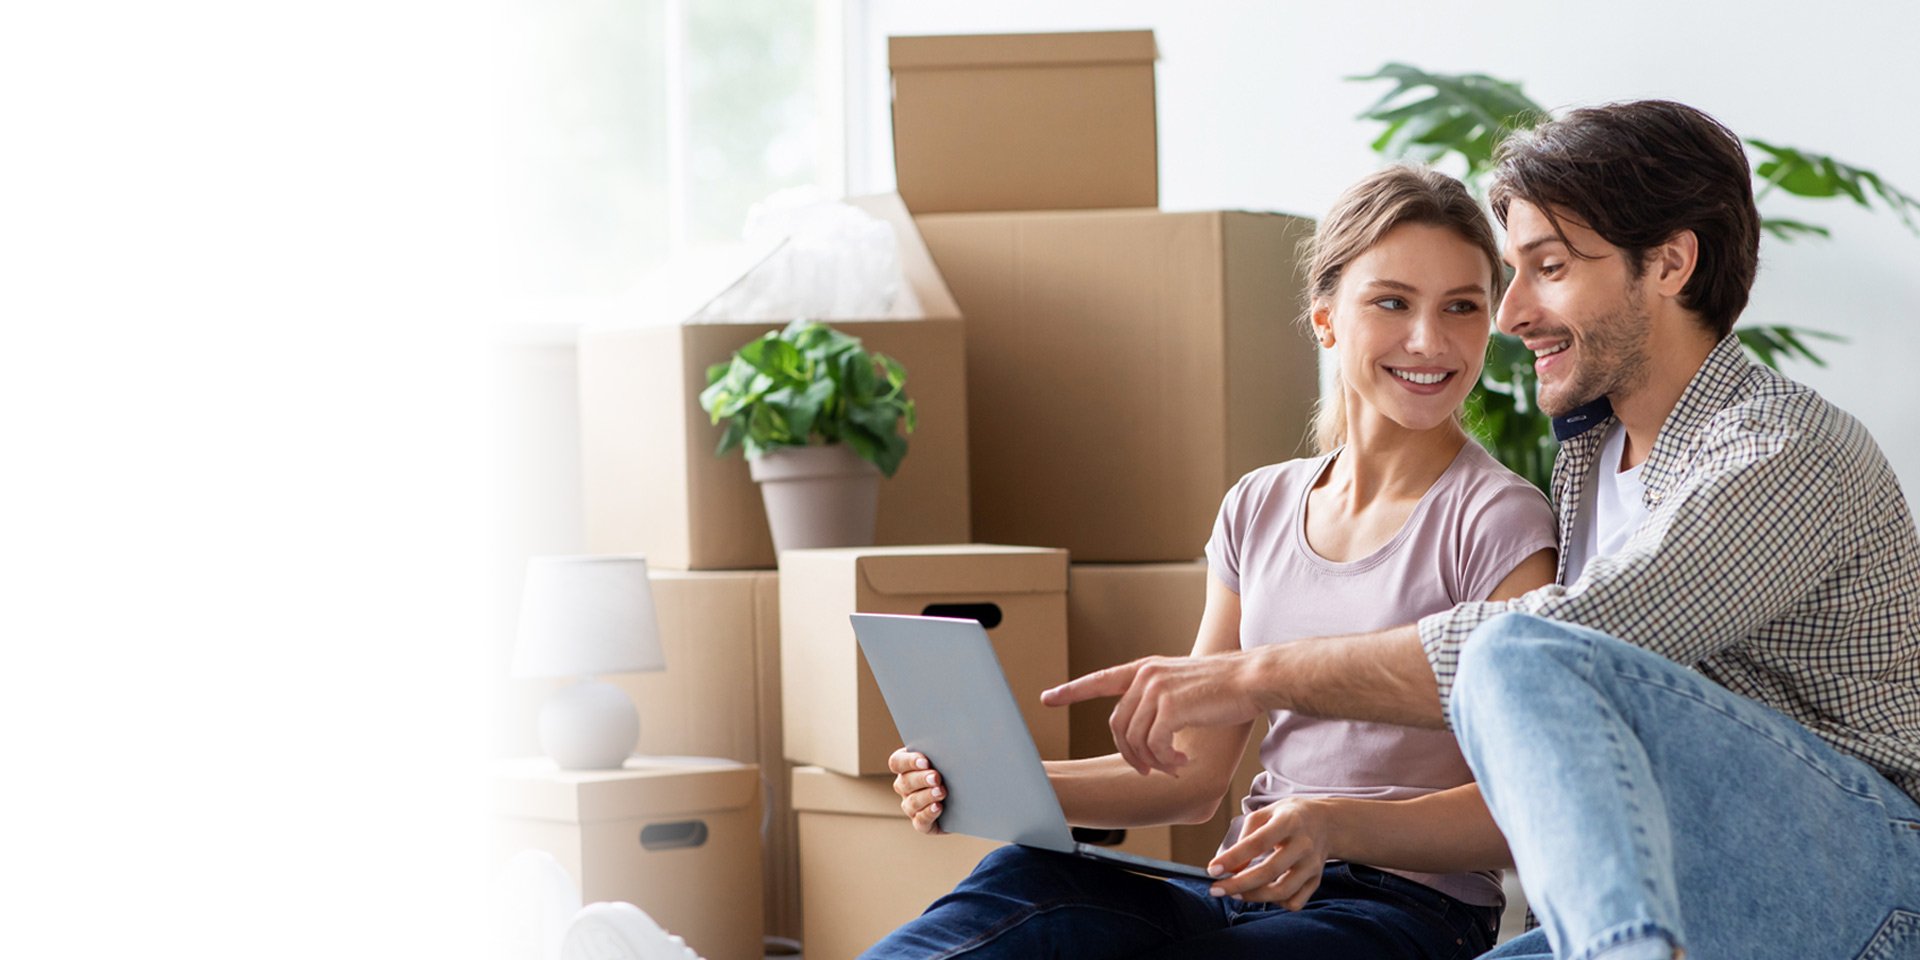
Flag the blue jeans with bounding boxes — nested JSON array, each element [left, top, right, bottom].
[[859, 846, 1500, 959], [1453, 614, 1920, 960]]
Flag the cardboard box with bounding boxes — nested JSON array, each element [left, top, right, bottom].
[[792, 766, 1173, 960], [495, 758, 764, 960], [889, 30, 1157, 214], [624, 570, 798, 940], [504, 571, 801, 939], [1067, 562, 1268, 866], [780, 545, 1069, 776], [917, 208, 1318, 562], [579, 194, 971, 571]]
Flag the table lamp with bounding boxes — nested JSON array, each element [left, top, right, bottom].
[[512, 555, 666, 769]]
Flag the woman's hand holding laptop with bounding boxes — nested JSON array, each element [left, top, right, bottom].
[[889, 748, 946, 835]]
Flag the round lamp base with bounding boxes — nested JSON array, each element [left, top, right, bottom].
[[538, 678, 639, 770]]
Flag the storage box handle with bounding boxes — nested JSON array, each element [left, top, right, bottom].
[[920, 602, 1002, 629], [639, 820, 709, 851]]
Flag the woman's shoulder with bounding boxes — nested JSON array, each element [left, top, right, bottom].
[[1438, 442, 1555, 528], [1228, 455, 1331, 503]]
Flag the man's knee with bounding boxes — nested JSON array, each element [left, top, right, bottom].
[[1451, 613, 1594, 728]]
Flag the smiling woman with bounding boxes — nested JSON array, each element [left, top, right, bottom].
[[1302, 166, 1507, 455], [865, 165, 1557, 960]]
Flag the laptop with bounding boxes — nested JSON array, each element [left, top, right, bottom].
[[851, 612, 1213, 881]]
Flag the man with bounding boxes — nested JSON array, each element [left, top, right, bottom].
[[1044, 100, 1920, 960]]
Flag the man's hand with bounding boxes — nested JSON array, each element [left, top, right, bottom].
[[1204, 798, 1338, 910], [1041, 652, 1267, 776]]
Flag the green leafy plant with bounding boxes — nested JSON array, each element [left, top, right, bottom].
[[699, 319, 916, 477], [1350, 63, 1911, 490]]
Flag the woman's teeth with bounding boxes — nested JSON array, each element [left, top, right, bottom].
[[1392, 369, 1449, 385]]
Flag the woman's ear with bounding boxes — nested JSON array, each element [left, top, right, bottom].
[[1311, 303, 1335, 348]]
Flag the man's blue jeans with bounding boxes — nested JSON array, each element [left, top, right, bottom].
[[1453, 613, 1920, 960], [858, 850, 1499, 959]]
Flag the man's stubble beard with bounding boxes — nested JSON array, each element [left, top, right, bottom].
[[1537, 285, 1654, 418]]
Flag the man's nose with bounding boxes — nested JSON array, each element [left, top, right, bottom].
[[1498, 279, 1535, 336]]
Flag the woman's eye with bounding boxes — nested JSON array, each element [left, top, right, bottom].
[[1374, 297, 1407, 310], [1446, 300, 1482, 315]]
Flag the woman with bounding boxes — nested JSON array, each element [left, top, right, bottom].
[[868, 165, 1557, 959]]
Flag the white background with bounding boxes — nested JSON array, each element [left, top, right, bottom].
[[4, 2, 1916, 957]]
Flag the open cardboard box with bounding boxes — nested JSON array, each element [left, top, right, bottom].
[[579, 194, 971, 571]]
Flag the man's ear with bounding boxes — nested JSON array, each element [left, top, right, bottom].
[[1651, 230, 1699, 299]]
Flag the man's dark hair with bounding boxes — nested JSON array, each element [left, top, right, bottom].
[[1489, 100, 1760, 339]]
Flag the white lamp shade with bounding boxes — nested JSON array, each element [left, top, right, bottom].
[[511, 555, 667, 678]]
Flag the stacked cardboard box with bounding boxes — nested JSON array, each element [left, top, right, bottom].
[[780, 30, 1317, 958], [555, 28, 1318, 959], [570, 196, 980, 946]]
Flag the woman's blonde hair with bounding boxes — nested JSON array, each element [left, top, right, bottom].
[[1301, 165, 1506, 454]]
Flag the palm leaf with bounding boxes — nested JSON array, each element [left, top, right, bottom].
[[1748, 139, 1920, 233]]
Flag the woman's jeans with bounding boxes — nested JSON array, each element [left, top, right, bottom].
[[1454, 614, 1920, 960], [859, 851, 1500, 959]]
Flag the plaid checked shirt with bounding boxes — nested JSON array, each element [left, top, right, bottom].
[[1419, 335, 1920, 802]]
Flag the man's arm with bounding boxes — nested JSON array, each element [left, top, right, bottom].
[[1043, 625, 1441, 774], [1421, 418, 1843, 708], [1045, 548, 1555, 775]]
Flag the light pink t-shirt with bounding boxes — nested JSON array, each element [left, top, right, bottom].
[[1205, 440, 1556, 907]]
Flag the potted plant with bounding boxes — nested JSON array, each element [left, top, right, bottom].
[[698, 319, 916, 553]]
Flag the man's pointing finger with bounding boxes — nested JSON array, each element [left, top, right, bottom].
[[1042, 660, 1144, 707]]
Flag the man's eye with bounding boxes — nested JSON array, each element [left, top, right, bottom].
[[1539, 262, 1565, 277]]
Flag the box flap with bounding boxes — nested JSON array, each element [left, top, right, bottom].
[[615, 238, 786, 330], [790, 765, 909, 817], [845, 193, 962, 320], [852, 545, 1068, 597], [889, 30, 1157, 71], [496, 758, 759, 824]]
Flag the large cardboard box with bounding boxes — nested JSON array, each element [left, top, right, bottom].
[[1067, 562, 1268, 867], [780, 545, 1069, 776], [792, 766, 1173, 960], [579, 194, 971, 571], [889, 31, 1158, 214], [494, 758, 764, 960], [917, 208, 1318, 562]]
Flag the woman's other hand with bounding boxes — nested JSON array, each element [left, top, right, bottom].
[[1205, 798, 1339, 910], [889, 748, 946, 835]]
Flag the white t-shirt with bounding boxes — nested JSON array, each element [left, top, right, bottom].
[[1565, 422, 1651, 583]]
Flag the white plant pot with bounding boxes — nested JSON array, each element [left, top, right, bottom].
[[748, 444, 881, 554]]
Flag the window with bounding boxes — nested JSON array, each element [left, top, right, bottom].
[[495, 0, 840, 307]]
